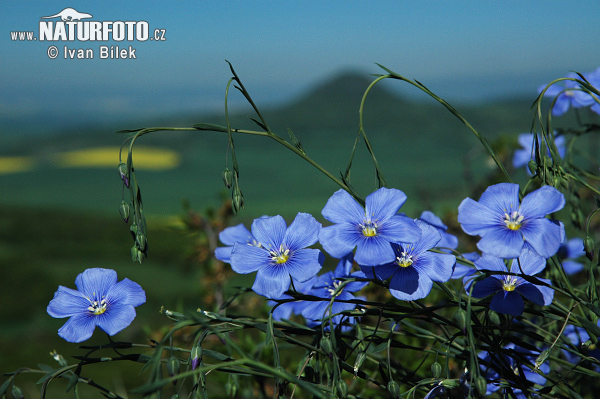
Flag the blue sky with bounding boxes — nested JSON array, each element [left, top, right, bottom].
[[2, 1, 600, 134]]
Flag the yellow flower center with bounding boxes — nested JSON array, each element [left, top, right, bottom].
[[87, 296, 107, 315], [361, 219, 378, 237], [396, 249, 413, 268], [503, 210, 524, 231], [502, 276, 518, 292], [270, 244, 290, 264]]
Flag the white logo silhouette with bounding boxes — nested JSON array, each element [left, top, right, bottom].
[[41, 8, 93, 21]]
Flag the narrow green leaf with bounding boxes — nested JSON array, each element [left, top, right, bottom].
[[193, 123, 228, 132], [249, 117, 268, 132], [65, 373, 78, 393], [265, 313, 274, 347], [116, 128, 144, 134], [0, 377, 12, 396], [583, 302, 600, 318]]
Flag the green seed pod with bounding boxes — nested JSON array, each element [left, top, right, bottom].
[[222, 168, 232, 189], [119, 200, 130, 223], [456, 308, 467, 329], [584, 236, 595, 261], [431, 361, 442, 378], [387, 380, 400, 399]]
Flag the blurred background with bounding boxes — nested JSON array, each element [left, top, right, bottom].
[[2, 1, 600, 396]]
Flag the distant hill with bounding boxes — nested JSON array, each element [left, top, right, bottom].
[[0, 70, 550, 218]]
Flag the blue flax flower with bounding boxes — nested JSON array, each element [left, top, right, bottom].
[[230, 213, 323, 299], [215, 222, 260, 263], [268, 277, 315, 321], [479, 343, 550, 398], [47, 268, 146, 343], [301, 254, 367, 330], [512, 132, 566, 173], [458, 183, 565, 259], [418, 210, 459, 251], [466, 249, 553, 317], [319, 188, 421, 266], [362, 220, 455, 301], [562, 324, 600, 367], [541, 72, 595, 116], [557, 237, 585, 275]]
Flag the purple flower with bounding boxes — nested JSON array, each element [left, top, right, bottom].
[[301, 254, 367, 330], [513, 132, 566, 173], [215, 222, 260, 263], [558, 237, 585, 275], [230, 213, 323, 299], [418, 210, 458, 251], [457, 183, 565, 259], [362, 220, 455, 301], [319, 188, 421, 266], [47, 268, 146, 343], [466, 249, 553, 317]]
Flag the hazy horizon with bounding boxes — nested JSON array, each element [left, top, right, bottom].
[[2, 1, 600, 135]]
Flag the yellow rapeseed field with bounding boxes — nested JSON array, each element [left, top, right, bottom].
[[0, 156, 36, 174], [54, 146, 181, 170]]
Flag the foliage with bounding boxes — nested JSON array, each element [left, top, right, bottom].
[[3, 63, 600, 399]]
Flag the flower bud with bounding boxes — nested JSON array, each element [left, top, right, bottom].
[[119, 200, 130, 223], [136, 233, 147, 252], [232, 189, 244, 213], [488, 310, 500, 326], [387, 380, 400, 399], [353, 351, 366, 376], [320, 336, 333, 355], [431, 361, 442, 378], [191, 346, 201, 370], [336, 380, 348, 398], [131, 245, 143, 263], [222, 168, 232, 189], [527, 160, 537, 175], [167, 356, 180, 384], [584, 236, 595, 261], [11, 385, 24, 399], [117, 163, 129, 188], [225, 379, 237, 397], [475, 376, 488, 396]]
